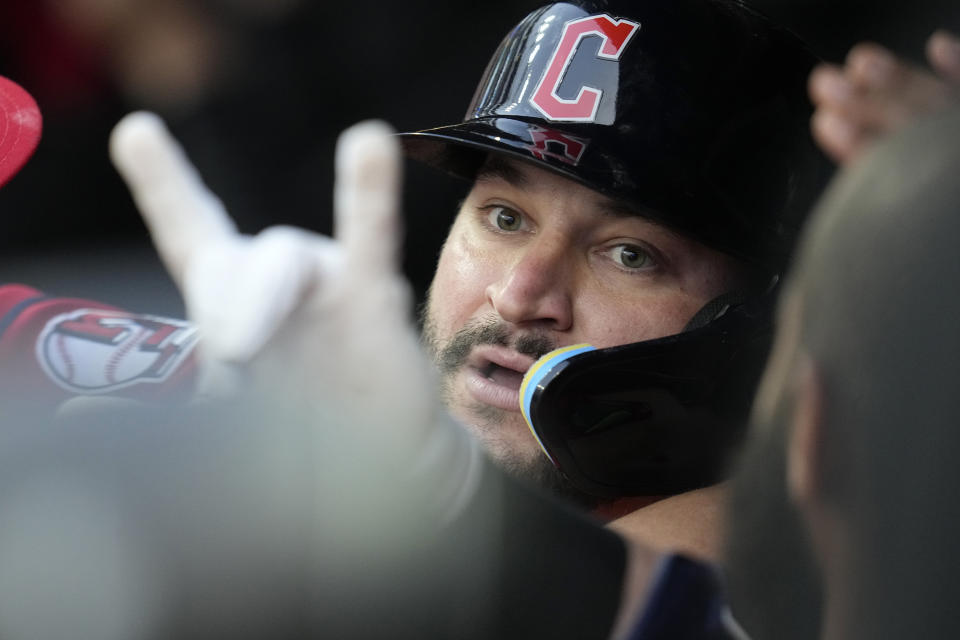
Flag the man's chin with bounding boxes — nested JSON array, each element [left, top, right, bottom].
[[453, 402, 540, 465], [456, 407, 605, 511], [496, 445, 605, 511]]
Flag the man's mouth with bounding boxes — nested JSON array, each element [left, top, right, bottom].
[[462, 345, 537, 412], [479, 361, 525, 388]]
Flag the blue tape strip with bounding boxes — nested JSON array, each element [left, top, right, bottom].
[[520, 344, 596, 457]]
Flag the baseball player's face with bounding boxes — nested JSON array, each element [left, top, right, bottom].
[[422, 157, 745, 475]]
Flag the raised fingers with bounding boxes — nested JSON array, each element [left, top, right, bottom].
[[109, 112, 237, 287], [808, 64, 876, 163], [809, 41, 958, 165], [809, 103, 867, 165], [847, 43, 951, 118], [927, 30, 960, 85], [333, 120, 403, 281], [844, 43, 901, 90]]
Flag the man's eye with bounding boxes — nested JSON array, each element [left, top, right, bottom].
[[610, 244, 654, 269], [487, 206, 524, 231]]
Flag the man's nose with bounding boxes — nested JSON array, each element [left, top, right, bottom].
[[485, 238, 574, 331]]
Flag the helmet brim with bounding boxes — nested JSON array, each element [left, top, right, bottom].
[[399, 119, 598, 188]]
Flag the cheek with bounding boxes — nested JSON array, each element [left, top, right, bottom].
[[574, 251, 742, 347], [426, 229, 501, 338], [571, 288, 705, 348]]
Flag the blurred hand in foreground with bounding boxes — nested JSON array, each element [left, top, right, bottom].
[[809, 30, 960, 165], [109, 113, 453, 469]]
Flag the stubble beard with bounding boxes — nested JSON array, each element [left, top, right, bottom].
[[419, 302, 604, 510]]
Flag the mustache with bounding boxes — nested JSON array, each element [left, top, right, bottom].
[[435, 319, 557, 375]]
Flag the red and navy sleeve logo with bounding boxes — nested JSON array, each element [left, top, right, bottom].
[[530, 14, 640, 123], [36, 309, 199, 394]]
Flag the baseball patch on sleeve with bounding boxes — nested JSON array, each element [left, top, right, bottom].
[[36, 309, 199, 394]]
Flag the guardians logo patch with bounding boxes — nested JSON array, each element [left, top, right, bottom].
[[36, 309, 199, 394]]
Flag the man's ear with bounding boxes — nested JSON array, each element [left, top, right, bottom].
[[787, 351, 825, 508]]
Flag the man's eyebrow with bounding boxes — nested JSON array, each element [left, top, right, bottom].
[[474, 156, 529, 188]]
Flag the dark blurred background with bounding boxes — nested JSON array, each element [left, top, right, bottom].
[[0, 0, 957, 316]]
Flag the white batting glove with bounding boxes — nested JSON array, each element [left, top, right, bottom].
[[109, 113, 481, 521]]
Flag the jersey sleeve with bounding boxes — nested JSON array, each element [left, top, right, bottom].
[[0, 283, 199, 406]]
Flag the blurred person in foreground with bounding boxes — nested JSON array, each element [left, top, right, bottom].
[[715, 31, 960, 640], [725, 106, 960, 640]]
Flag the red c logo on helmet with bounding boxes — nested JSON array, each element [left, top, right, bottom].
[[530, 14, 640, 122]]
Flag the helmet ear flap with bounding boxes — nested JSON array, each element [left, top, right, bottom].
[[683, 290, 749, 331]]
